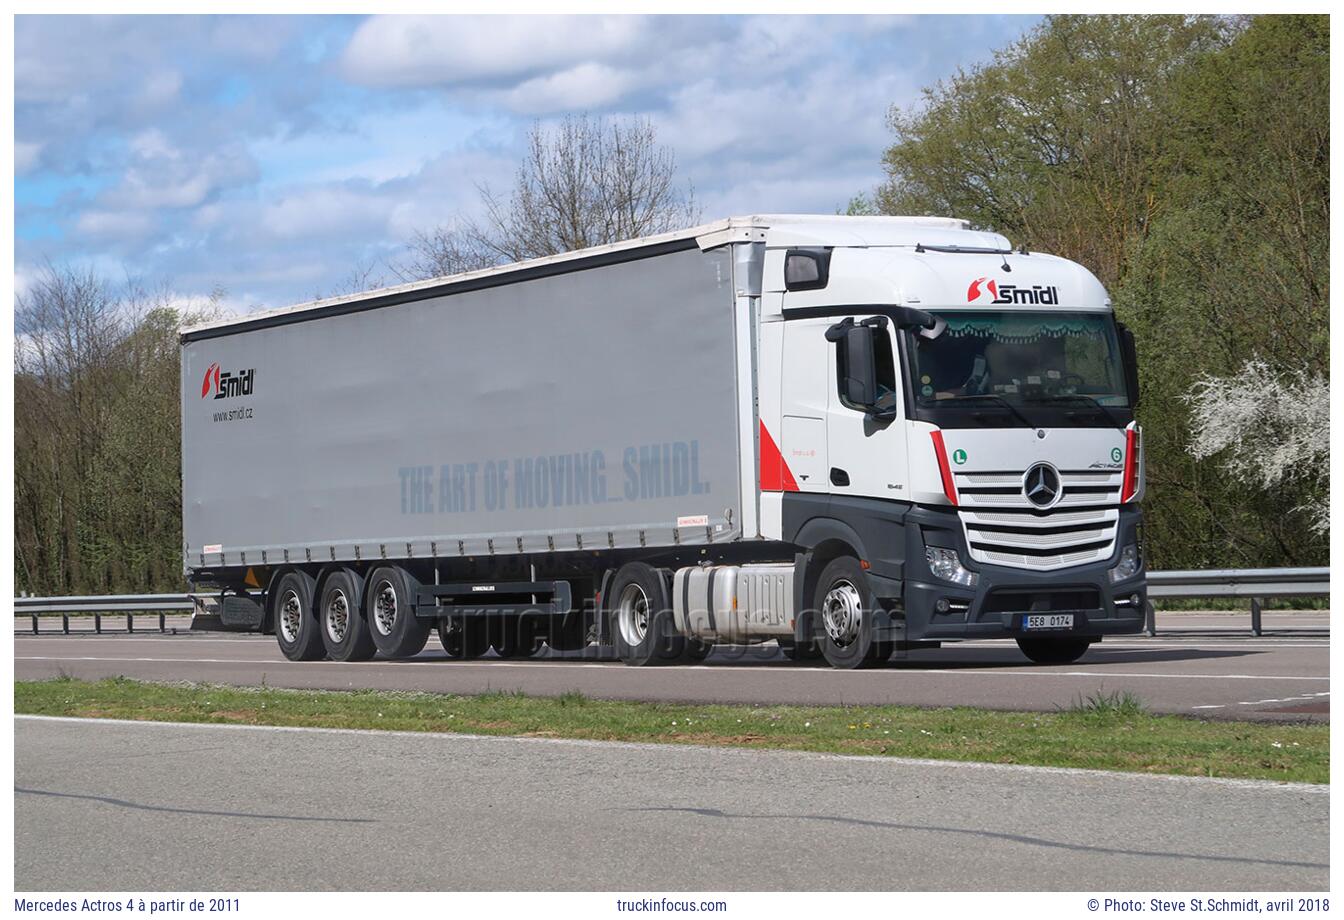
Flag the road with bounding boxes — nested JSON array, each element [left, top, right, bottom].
[[13, 715, 1327, 891], [13, 612, 1328, 722]]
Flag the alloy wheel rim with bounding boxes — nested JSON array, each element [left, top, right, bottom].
[[279, 589, 303, 644], [616, 583, 650, 647], [373, 581, 398, 636], [821, 580, 863, 647], [325, 588, 350, 644]]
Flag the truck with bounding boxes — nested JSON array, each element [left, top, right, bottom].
[[180, 214, 1147, 670]]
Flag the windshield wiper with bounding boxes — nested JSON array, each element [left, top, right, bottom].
[[1024, 394, 1126, 431], [936, 393, 1039, 429]]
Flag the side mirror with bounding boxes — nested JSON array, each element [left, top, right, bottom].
[[842, 325, 878, 408], [1117, 322, 1140, 409]]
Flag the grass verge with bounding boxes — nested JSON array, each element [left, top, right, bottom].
[[15, 677, 1327, 784]]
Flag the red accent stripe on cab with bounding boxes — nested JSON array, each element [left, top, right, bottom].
[[929, 430, 958, 506], [1121, 427, 1140, 503], [759, 421, 799, 492]]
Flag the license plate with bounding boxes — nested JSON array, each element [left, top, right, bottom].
[[1023, 614, 1074, 631]]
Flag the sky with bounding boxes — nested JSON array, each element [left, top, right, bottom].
[[14, 14, 1040, 314]]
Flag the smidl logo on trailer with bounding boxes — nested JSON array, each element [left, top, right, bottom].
[[967, 277, 1060, 305], [200, 362, 256, 399]]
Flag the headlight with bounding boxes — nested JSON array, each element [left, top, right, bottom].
[[925, 546, 978, 587], [1109, 542, 1142, 583]]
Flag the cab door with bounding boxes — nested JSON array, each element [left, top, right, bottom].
[[824, 315, 910, 501], [779, 319, 830, 492]]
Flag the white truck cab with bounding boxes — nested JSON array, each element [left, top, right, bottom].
[[748, 215, 1145, 665]]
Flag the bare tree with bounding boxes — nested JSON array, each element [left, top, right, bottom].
[[1186, 359, 1329, 534], [473, 114, 700, 264], [392, 224, 496, 282], [400, 115, 699, 280]]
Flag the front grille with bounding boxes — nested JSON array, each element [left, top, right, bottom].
[[955, 468, 1121, 571]]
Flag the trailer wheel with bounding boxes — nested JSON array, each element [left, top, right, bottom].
[[609, 562, 685, 666], [1016, 637, 1092, 665], [438, 616, 490, 659], [319, 569, 377, 661], [365, 566, 430, 659], [813, 556, 886, 670], [273, 571, 324, 662]]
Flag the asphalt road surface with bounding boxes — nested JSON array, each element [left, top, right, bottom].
[[14, 715, 1327, 891], [14, 612, 1328, 722]]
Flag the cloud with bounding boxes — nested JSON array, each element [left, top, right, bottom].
[[501, 62, 635, 114], [15, 140, 43, 174], [341, 15, 651, 88], [17, 13, 1040, 312], [75, 209, 156, 239]]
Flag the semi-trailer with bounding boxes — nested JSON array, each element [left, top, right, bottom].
[[181, 214, 1146, 669]]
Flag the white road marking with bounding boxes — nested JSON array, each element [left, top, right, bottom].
[[15, 655, 1330, 682], [15, 714, 1327, 793]]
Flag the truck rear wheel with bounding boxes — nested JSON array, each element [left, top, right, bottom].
[[438, 616, 490, 659], [319, 569, 377, 661], [1016, 637, 1092, 665], [814, 556, 887, 670], [365, 565, 430, 659], [273, 571, 324, 662], [609, 562, 685, 666]]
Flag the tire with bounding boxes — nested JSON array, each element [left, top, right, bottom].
[[365, 565, 431, 659], [437, 615, 490, 659], [609, 562, 685, 666], [272, 570, 324, 662], [492, 617, 542, 659], [1016, 637, 1092, 665], [778, 636, 825, 662], [318, 569, 377, 662], [813, 556, 887, 670]]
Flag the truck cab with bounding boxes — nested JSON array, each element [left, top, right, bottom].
[[752, 216, 1146, 664]]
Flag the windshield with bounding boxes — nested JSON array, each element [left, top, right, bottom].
[[907, 311, 1132, 428]]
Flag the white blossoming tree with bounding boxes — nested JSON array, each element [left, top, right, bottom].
[[1186, 360, 1329, 535]]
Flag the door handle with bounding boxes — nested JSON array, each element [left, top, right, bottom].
[[830, 468, 850, 487]]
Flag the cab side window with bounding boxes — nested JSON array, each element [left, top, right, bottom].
[[835, 325, 897, 412]]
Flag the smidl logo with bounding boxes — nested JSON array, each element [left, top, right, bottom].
[[200, 362, 256, 400], [967, 277, 1060, 305]]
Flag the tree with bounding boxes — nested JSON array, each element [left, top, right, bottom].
[[14, 265, 222, 594], [878, 15, 1229, 287], [1186, 360, 1328, 535], [875, 14, 1328, 568], [403, 114, 700, 277]]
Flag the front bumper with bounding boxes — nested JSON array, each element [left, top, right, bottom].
[[895, 504, 1146, 642]]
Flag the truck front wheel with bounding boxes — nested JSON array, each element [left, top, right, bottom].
[[1016, 637, 1092, 665], [273, 571, 324, 662], [813, 556, 888, 670], [365, 566, 430, 659], [609, 562, 685, 666]]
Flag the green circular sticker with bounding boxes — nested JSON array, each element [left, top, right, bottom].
[[952, 449, 968, 465], [1111, 447, 1123, 463]]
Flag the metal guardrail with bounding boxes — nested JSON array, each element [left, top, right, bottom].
[[15, 593, 194, 635], [14, 567, 1330, 637], [1144, 567, 1329, 636]]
